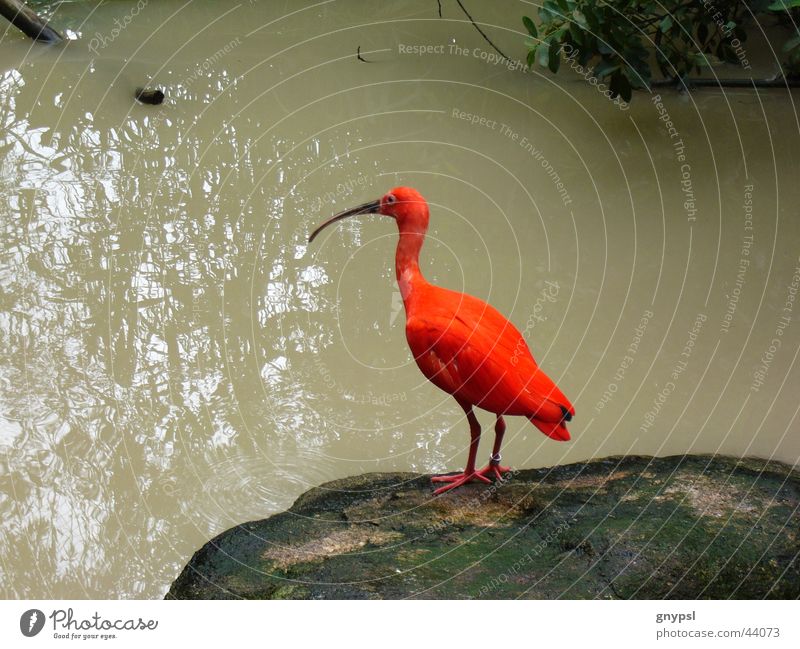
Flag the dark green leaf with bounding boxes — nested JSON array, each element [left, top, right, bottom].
[[538, 42, 550, 68], [583, 7, 600, 32], [593, 59, 618, 78], [768, 0, 800, 10], [572, 9, 588, 29], [540, 0, 562, 22], [697, 23, 708, 45], [548, 41, 561, 73], [569, 24, 585, 46], [609, 71, 632, 102], [523, 16, 538, 38], [721, 43, 738, 63]]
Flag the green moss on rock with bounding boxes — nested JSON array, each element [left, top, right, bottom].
[[166, 455, 800, 599]]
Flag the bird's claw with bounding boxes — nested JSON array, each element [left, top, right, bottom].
[[432, 471, 492, 484], [431, 470, 492, 494], [431, 461, 514, 494], [477, 462, 512, 481]]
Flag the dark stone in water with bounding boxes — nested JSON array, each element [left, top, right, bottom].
[[166, 455, 800, 599], [135, 88, 165, 105]]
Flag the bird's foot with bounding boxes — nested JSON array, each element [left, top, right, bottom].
[[431, 470, 492, 495], [476, 461, 512, 482]]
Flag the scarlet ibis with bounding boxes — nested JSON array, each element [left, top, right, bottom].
[[309, 186, 574, 494]]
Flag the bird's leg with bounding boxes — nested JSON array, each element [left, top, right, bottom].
[[432, 402, 492, 494], [476, 415, 512, 481]]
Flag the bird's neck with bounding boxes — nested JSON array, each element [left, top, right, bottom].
[[395, 230, 426, 306]]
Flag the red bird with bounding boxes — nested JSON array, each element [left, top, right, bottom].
[[309, 187, 574, 494]]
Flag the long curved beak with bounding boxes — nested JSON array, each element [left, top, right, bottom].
[[308, 199, 382, 243]]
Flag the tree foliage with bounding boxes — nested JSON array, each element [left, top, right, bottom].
[[524, 0, 800, 101]]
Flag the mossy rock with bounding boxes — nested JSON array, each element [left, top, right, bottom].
[[166, 455, 800, 599]]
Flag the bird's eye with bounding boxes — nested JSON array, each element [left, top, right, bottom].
[[386, 194, 396, 204]]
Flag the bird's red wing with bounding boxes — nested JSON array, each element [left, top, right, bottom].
[[405, 308, 570, 420], [452, 291, 575, 418], [407, 285, 574, 414]]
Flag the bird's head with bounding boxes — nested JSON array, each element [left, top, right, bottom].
[[308, 186, 429, 244]]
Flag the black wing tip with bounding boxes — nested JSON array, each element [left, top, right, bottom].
[[560, 405, 573, 422]]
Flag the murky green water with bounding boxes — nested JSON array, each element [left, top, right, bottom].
[[0, 1, 798, 598]]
